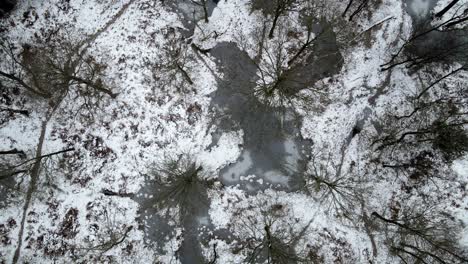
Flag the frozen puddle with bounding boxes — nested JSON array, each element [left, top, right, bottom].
[[220, 137, 305, 191], [210, 35, 341, 193]]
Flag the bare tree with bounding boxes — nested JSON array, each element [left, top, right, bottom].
[[376, 117, 468, 156], [435, 0, 462, 18], [224, 195, 358, 262], [372, 204, 468, 263], [229, 199, 317, 263], [0, 148, 74, 181], [80, 207, 133, 258], [0, 32, 117, 108], [251, 0, 299, 39], [152, 27, 197, 93], [135, 154, 218, 263], [381, 7, 468, 72], [253, 22, 313, 107], [139, 155, 215, 221], [373, 78, 468, 164], [305, 149, 365, 220], [341, 0, 373, 21], [250, 17, 342, 109]]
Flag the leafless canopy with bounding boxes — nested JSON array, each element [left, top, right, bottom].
[[373, 204, 468, 264], [0, 33, 117, 107]]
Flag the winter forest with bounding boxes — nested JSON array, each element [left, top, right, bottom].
[[0, 0, 467, 263]]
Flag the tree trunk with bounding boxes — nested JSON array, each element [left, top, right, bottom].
[[435, 0, 460, 18], [416, 66, 465, 99], [0, 70, 50, 98], [0, 148, 24, 155], [349, 0, 369, 21], [70, 76, 118, 98], [445, 15, 468, 28], [176, 63, 194, 85], [342, 0, 355, 18], [287, 30, 314, 66], [201, 0, 209, 23], [0, 108, 29, 116], [268, 5, 283, 39]]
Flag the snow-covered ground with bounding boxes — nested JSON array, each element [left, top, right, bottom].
[[0, 0, 467, 263]]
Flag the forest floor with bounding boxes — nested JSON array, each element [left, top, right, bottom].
[[0, 0, 467, 263]]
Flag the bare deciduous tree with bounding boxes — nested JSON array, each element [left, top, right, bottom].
[[229, 199, 317, 263], [342, 0, 372, 21], [190, 0, 209, 23], [0, 148, 73, 181], [372, 204, 468, 264], [140, 155, 215, 221], [251, 0, 299, 39], [250, 18, 342, 109], [81, 207, 133, 257], [374, 78, 468, 164], [0, 32, 117, 108], [435, 0, 462, 18], [152, 27, 197, 93], [305, 149, 366, 220], [381, 6, 468, 72]]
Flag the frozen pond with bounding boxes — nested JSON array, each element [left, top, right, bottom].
[[210, 22, 343, 193]]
